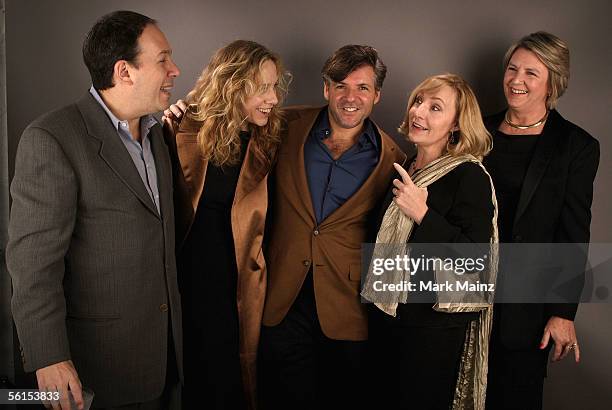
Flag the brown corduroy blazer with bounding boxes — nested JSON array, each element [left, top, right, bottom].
[[165, 114, 270, 410], [262, 106, 406, 340]]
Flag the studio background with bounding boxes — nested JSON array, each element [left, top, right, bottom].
[[0, 0, 610, 408]]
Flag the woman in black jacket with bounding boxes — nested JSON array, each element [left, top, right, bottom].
[[484, 32, 600, 410], [362, 73, 497, 410]]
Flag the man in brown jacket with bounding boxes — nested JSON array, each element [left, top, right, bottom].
[[259, 45, 405, 410]]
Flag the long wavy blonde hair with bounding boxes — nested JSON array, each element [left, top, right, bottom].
[[185, 40, 289, 168], [399, 73, 492, 160]]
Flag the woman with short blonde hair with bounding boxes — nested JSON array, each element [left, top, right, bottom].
[[485, 31, 599, 410], [363, 73, 498, 409], [399, 73, 492, 159], [502, 31, 569, 109]]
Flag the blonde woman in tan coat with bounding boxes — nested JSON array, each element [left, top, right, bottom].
[[163, 40, 288, 410]]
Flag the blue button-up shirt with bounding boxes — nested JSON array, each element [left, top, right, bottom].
[[304, 108, 380, 224], [89, 86, 161, 214]]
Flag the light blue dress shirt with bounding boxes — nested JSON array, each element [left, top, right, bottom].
[[89, 86, 161, 214]]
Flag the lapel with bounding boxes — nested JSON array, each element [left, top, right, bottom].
[[285, 107, 321, 224], [175, 125, 207, 214], [150, 124, 172, 220], [77, 93, 160, 218], [233, 137, 268, 207], [513, 109, 563, 228]]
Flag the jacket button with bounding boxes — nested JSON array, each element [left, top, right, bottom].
[[303, 260, 311, 267], [159, 303, 169, 312], [513, 235, 523, 242], [313, 229, 320, 236]]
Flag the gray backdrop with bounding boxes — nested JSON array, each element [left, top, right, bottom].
[[1, 0, 610, 408], [0, 0, 13, 393]]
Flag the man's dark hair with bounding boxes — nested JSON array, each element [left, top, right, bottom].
[[321, 45, 387, 90], [83, 10, 156, 90]]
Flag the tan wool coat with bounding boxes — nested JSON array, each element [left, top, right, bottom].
[[165, 115, 269, 410]]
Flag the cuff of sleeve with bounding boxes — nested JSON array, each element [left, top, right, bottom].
[[544, 303, 578, 321], [24, 352, 72, 373], [20, 329, 71, 372]]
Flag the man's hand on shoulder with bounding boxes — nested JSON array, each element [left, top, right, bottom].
[[36, 360, 84, 410]]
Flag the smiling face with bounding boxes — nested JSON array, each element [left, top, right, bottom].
[[503, 47, 550, 114], [324, 64, 381, 131], [407, 84, 458, 153], [242, 59, 279, 128], [128, 24, 180, 115]]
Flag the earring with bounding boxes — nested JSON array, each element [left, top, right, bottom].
[[449, 130, 459, 145]]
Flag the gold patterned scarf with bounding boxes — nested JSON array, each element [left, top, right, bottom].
[[361, 153, 498, 410]]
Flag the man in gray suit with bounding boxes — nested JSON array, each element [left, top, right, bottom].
[[6, 11, 182, 410]]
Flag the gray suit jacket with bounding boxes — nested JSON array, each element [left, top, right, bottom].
[[6, 93, 183, 407]]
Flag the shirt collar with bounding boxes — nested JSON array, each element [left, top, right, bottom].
[[89, 85, 158, 136], [313, 107, 378, 149]]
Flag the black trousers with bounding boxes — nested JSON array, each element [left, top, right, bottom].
[[181, 297, 245, 410], [486, 334, 548, 410], [258, 272, 368, 410], [368, 306, 469, 410]]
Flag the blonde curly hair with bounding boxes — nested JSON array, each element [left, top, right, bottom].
[[186, 40, 290, 168]]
